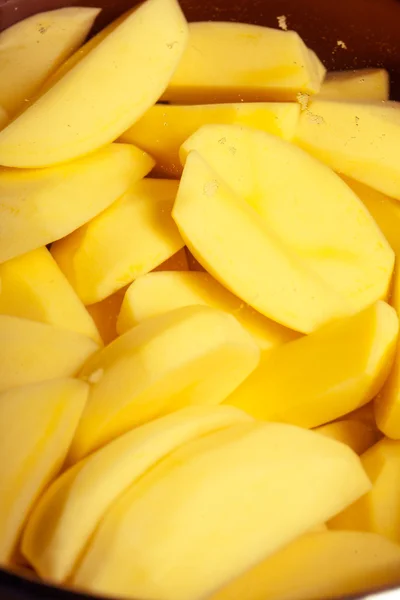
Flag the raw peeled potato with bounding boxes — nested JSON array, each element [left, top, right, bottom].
[[295, 100, 400, 199], [225, 301, 398, 428], [0, 315, 100, 393], [68, 305, 259, 462], [0, 7, 100, 116], [0, 248, 101, 344], [0, 143, 152, 264], [51, 179, 184, 304], [0, 0, 188, 167], [22, 405, 251, 583], [211, 531, 400, 600], [318, 69, 389, 101], [0, 379, 88, 564], [120, 102, 300, 176], [72, 422, 370, 600], [117, 271, 298, 349], [162, 22, 325, 103], [329, 438, 400, 544]]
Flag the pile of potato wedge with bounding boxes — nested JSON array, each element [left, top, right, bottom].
[[1, 1, 400, 599]]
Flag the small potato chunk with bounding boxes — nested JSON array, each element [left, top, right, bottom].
[[211, 531, 400, 600], [0, 7, 100, 116], [0, 315, 100, 393], [296, 100, 400, 200], [71, 423, 369, 600], [0, 248, 101, 343], [0, 0, 188, 167], [225, 301, 398, 429], [120, 102, 300, 176], [68, 305, 259, 462], [0, 379, 88, 564], [329, 438, 400, 544], [0, 143, 153, 264], [319, 69, 389, 101], [117, 271, 298, 349], [52, 179, 185, 305], [23, 405, 250, 583], [162, 22, 325, 104]]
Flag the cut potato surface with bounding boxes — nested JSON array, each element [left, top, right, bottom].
[[0, 143, 152, 264], [329, 438, 400, 544], [0, 248, 101, 344], [319, 69, 389, 101], [296, 100, 400, 199], [181, 125, 394, 326], [211, 531, 400, 600], [315, 419, 381, 455], [225, 301, 398, 429], [0, 8, 100, 116], [72, 422, 370, 600], [0, 0, 188, 168], [52, 179, 184, 305], [120, 102, 300, 176], [69, 305, 259, 462], [163, 22, 325, 104], [23, 405, 250, 583], [117, 271, 298, 349], [0, 379, 88, 564], [0, 315, 100, 393]]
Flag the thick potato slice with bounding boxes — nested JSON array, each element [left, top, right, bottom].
[[0, 0, 188, 168], [162, 22, 325, 104], [344, 177, 400, 255], [211, 531, 400, 600], [68, 305, 259, 462], [117, 271, 298, 349], [0, 315, 100, 393], [296, 100, 400, 199], [52, 179, 184, 305], [319, 69, 389, 101], [329, 438, 400, 543], [180, 125, 394, 327], [22, 405, 250, 583], [0, 379, 88, 564], [72, 422, 370, 600], [0, 143, 152, 264], [0, 8, 100, 116], [225, 301, 398, 429], [120, 102, 300, 176], [0, 248, 100, 343], [315, 419, 381, 455]]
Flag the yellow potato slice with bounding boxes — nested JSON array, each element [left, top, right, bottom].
[[225, 301, 398, 429], [211, 531, 400, 600], [0, 247, 101, 343], [0, 143, 152, 264], [0, 379, 88, 564], [72, 422, 370, 600], [319, 69, 389, 101], [87, 288, 127, 346], [153, 248, 189, 272], [296, 100, 400, 199], [174, 151, 363, 334], [23, 405, 251, 583], [315, 419, 380, 455], [0, 7, 100, 116], [343, 177, 400, 255], [68, 305, 259, 462], [120, 102, 300, 176], [51, 179, 184, 305], [162, 22, 325, 104], [0, 315, 100, 393], [117, 271, 298, 349], [0, 0, 188, 168], [329, 438, 400, 543], [180, 125, 394, 327]]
